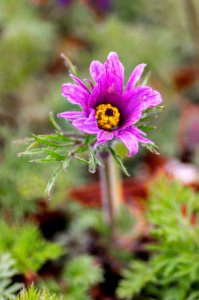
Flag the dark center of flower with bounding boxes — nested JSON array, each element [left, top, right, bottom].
[[95, 103, 120, 131], [105, 108, 114, 116]]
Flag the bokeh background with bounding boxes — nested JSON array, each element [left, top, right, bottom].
[[1, 0, 199, 299]]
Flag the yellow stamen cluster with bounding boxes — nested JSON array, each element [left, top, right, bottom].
[[95, 103, 120, 131]]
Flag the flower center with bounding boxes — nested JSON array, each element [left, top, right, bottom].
[[95, 103, 120, 131]]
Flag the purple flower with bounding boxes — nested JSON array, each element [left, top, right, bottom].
[[57, 52, 162, 156], [84, 0, 112, 12], [57, 0, 72, 6]]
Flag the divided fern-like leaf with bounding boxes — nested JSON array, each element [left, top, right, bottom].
[[62, 255, 103, 299], [15, 285, 61, 300], [117, 176, 199, 300], [0, 253, 22, 300], [117, 261, 155, 299], [0, 221, 64, 274]]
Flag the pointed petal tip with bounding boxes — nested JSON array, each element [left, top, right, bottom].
[[61, 83, 69, 96], [89, 60, 105, 82], [126, 63, 147, 91], [107, 51, 118, 58], [69, 73, 76, 81], [139, 63, 147, 67]]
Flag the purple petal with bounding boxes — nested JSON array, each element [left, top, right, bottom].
[[89, 73, 122, 109], [62, 83, 90, 109], [133, 86, 162, 110], [57, 111, 84, 121], [137, 135, 154, 144], [72, 110, 99, 134], [126, 64, 146, 91], [89, 82, 103, 108], [129, 126, 147, 136], [119, 93, 142, 130], [122, 85, 162, 116], [89, 53, 123, 107], [105, 52, 124, 90], [105, 73, 122, 102], [94, 130, 114, 148], [116, 130, 139, 157], [70, 74, 91, 93], [90, 60, 106, 82], [121, 106, 142, 129], [89, 73, 108, 108], [129, 127, 154, 144]]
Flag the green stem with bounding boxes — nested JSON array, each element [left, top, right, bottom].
[[99, 152, 122, 230]]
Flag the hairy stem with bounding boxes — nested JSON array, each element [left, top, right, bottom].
[[99, 152, 123, 229]]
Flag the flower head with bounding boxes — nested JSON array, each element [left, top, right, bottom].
[[57, 52, 162, 156]]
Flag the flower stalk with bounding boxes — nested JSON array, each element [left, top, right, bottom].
[[99, 152, 123, 229]]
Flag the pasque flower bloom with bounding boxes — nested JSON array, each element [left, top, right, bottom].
[[57, 52, 162, 156]]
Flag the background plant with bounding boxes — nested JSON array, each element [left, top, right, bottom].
[[0, 221, 64, 275], [117, 176, 199, 300], [0, 253, 22, 300], [15, 285, 60, 300]]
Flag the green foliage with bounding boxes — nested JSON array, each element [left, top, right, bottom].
[[68, 202, 135, 242], [117, 176, 199, 300], [113, 0, 190, 41], [0, 140, 46, 219], [117, 261, 155, 300], [0, 127, 85, 216], [69, 205, 109, 236], [15, 285, 61, 300], [0, 253, 22, 299], [109, 147, 130, 176], [133, 105, 165, 155], [19, 114, 100, 198], [0, 221, 64, 275], [37, 254, 103, 300], [149, 106, 180, 157], [62, 255, 103, 300]]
